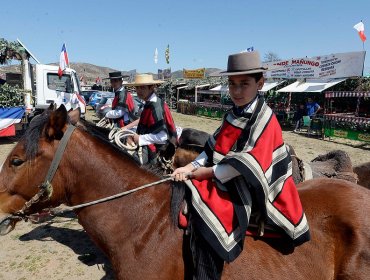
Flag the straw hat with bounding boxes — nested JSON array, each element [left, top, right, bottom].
[[218, 51, 268, 76], [126, 74, 164, 86]]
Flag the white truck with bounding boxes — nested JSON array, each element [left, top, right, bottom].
[[16, 39, 86, 118], [31, 64, 86, 116]]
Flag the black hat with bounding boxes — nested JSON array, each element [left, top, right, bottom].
[[105, 71, 129, 80]]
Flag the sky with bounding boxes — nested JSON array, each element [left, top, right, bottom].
[[2, 0, 370, 74]]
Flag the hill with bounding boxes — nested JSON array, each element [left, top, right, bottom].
[[0, 63, 222, 84]]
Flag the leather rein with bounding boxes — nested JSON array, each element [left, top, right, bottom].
[[0, 125, 173, 226]]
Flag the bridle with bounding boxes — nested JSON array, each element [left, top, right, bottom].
[[0, 124, 175, 226], [0, 125, 76, 225]]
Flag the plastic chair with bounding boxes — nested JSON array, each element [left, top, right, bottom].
[[301, 116, 311, 133]]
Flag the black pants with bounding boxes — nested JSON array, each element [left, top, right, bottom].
[[190, 226, 224, 280]]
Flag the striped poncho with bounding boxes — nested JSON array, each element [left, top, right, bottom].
[[185, 96, 310, 262]]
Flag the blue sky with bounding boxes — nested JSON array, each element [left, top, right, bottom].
[[2, 0, 370, 74]]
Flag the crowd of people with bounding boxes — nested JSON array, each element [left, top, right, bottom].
[[84, 51, 310, 279]]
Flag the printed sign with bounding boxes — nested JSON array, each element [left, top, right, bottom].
[[183, 68, 206, 79], [264, 51, 366, 79]]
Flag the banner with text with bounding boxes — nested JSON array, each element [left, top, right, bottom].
[[183, 68, 206, 79], [263, 51, 366, 79]]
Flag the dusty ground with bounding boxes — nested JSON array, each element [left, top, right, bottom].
[[0, 108, 369, 280]]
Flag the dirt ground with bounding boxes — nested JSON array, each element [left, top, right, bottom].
[[0, 108, 369, 280]]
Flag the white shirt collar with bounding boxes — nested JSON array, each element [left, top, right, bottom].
[[147, 92, 157, 102]]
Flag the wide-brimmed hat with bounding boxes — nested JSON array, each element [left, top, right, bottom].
[[104, 71, 129, 80], [126, 74, 164, 86], [218, 51, 267, 76]]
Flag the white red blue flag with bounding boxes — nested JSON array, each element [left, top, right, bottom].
[[353, 21, 366, 42], [58, 43, 69, 77], [0, 107, 25, 137]]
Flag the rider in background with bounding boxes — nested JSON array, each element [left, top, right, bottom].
[[105, 71, 138, 128], [172, 51, 310, 279], [124, 74, 177, 165]]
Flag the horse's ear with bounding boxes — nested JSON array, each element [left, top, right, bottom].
[[45, 105, 68, 140], [68, 107, 81, 125]]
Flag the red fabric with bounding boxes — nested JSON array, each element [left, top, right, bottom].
[[178, 212, 188, 229], [249, 115, 283, 172], [118, 119, 125, 128], [191, 179, 236, 234], [272, 176, 304, 225], [140, 107, 156, 126], [214, 122, 242, 155], [112, 95, 119, 109], [164, 103, 177, 139], [0, 125, 15, 137], [126, 92, 135, 111]]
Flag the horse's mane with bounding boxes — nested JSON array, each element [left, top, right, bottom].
[[22, 115, 180, 224], [23, 112, 51, 160], [77, 119, 165, 176]]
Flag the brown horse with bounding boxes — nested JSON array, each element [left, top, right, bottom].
[[1, 106, 370, 279]]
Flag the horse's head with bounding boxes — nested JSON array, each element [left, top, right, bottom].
[[0, 105, 72, 235]]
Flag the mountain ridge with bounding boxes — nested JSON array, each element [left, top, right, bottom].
[[0, 62, 222, 84]]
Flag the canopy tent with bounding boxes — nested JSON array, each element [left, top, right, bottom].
[[206, 81, 285, 93], [209, 85, 229, 92], [277, 78, 346, 93], [259, 80, 285, 92]]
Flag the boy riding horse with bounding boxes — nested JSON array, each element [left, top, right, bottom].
[[172, 51, 310, 279]]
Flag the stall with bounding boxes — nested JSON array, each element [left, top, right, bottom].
[[323, 91, 370, 142], [275, 78, 347, 127]]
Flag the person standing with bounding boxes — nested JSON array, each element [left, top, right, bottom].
[[293, 103, 306, 132], [306, 97, 320, 118], [105, 71, 138, 127], [124, 74, 177, 165], [172, 51, 310, 279]]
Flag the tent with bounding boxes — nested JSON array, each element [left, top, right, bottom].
[[277, 78, 346, 93], [207, 81, 285, 93], [259, 80, 285, 92]]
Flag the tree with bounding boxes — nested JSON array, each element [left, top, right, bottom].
[[263, 52, 280, 63]]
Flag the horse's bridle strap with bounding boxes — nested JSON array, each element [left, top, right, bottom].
[[11, 125, 76, 220], [45, 125, 76, 183]]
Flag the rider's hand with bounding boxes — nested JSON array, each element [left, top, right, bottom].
[[133, 134, 140, 144], [172, 165, 214, 182], [172, 164, 194, 181], [127, 136, 135, 146]]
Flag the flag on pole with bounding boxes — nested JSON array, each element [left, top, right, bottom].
[[154, 48, 158, 64], [58, 43, 69, 77], [353, 21, 367, 42], [165, 44, 170, 64]]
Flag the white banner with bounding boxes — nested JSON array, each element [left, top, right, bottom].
[[264, 51, 366, 79]]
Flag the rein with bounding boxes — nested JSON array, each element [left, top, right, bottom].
[[2, 124, 177, 224], [51, 176, 174, 215]]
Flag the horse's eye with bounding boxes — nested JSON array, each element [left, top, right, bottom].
[[11, 158, 25, 167]]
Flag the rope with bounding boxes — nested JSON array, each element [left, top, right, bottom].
[[96, 117, 114, 129], [114, 129, 138, 150], [51, 176, 176, 215]]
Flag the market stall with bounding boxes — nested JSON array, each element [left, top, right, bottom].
[[274, 78, 347, 127], [323, 91, 370, 142]]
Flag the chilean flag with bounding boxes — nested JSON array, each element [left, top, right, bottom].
[[0, 107, 25, 137], [353, 21, 367, 42], [58, 43, 69, 77]]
